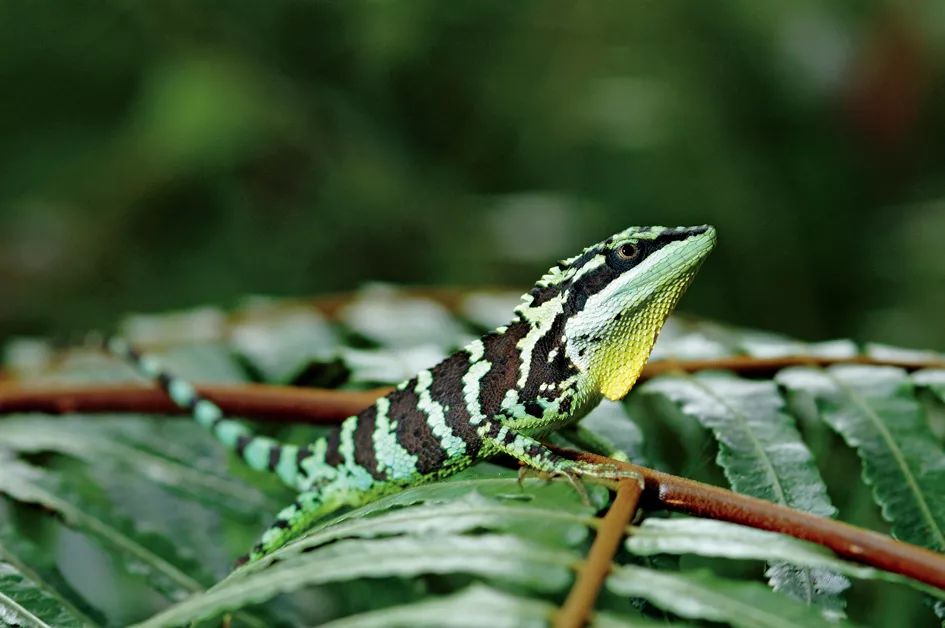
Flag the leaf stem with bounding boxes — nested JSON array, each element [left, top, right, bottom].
[[555, 479, 642, 628]]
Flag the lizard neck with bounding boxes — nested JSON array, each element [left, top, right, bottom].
[[482, 311, 602, 432]]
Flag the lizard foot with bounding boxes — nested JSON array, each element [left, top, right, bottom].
[[566, 460, 645, 489], [515, 464, 592, 505], [557, 466, 593, 506]]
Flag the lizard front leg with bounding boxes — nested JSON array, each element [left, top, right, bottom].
[[477, 418, 641, 486]]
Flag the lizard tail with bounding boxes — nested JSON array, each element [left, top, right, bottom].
[[239, 480, 384, 565], [104, 336, 304, 489], [239, 489, 335, 564]]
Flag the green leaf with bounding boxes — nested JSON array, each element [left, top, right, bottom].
[[913, 369, 945, 443], [320, 471, 609, 531], [230, 299, 339, 383], [866, 343, 945, 364], [626, 517, 944, 600], [0, 525, 105, 625], [337, 285, 471, 350], [606, 565, 844, 628], [913, 368, 945, 405], [147, 343, 248, 384], [134, 535, 579, 627], [778, 366, 945, 552], [640, 373, 845, 608], [235, 476, 598, 577], [0, 456, 206, 600], [340, 345, 450, 387], [318, 583, 657, 628], [0, 541, 97, 628], [119, 308, 227, 348], [651, 318, 857, 362], [458, 292, 521, 332], [576, 400, 647, 463], [0, 416, 280, 519], [318, 584, 552, 628]]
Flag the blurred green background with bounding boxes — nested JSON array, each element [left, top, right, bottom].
[[3, 1, 945, 348]]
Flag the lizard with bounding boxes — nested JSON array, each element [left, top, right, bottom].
[[106, 224, 716, 564]]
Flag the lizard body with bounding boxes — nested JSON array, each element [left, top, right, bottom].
[[108, 224, 716, 562]]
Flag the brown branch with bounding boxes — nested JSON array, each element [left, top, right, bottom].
[[4, 353, 944, 421], [556, 479, 642, 628], [0, 382, 391, 422], [568, 450, 945, 592], [636, 353, 945, 382]]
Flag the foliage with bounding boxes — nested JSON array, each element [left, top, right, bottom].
[[1, 288, 945, 626]]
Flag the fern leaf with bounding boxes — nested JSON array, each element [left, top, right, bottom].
[[640, 372, 846, 609], [0, 415, 281, 519], [135, 534, 578, 627], [778, 366, 945, 552], [626, 517, 944, 600], [230, 301, 339, 384], [606, 565, 845, 628], [238, 476, 599, 574], [0, 540, 96, 628], [317, 584, 655, 628], [912, 369, 945, 420], [0, 455, 207, 600], [913, 368, 945, 406]]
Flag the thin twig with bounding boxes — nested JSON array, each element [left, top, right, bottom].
[[567, 450, 945, 592], [556, 479, 642, 628]]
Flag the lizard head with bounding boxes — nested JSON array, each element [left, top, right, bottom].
[[516, 225, 716, 401]]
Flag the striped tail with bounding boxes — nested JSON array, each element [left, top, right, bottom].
[[105, 336, 304, 489]]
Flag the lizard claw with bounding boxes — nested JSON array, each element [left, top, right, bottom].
[[517, 465, 548, 488], [559, 468, 593, 506]]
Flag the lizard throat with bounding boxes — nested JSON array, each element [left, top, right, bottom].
[[592, 320, 663, 400], [576, 275, 694, 401]]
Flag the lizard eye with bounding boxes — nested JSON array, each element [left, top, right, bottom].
[[616, 243, 639, 261]]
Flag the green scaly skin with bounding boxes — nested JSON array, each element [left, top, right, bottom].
[[108, 224, 716, 564]]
